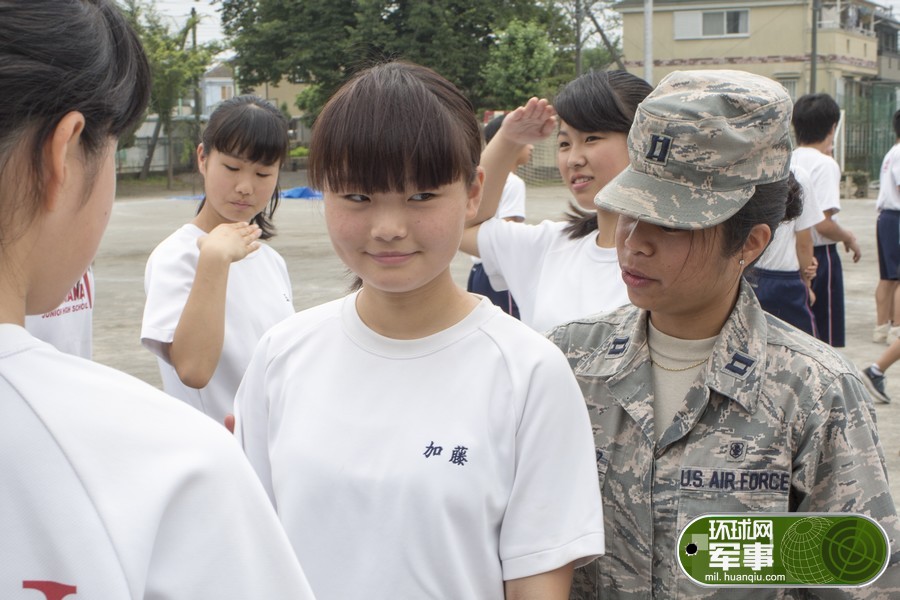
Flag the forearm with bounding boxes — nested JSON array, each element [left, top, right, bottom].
[[504, 562, 574, 600], [469, 135, 523, 227], [169, 251, 230, 388], [814, 217, 852, 244], [795, 230, 815, 281]]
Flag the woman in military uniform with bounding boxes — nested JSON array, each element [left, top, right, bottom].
[[547, 70, 900, 599]]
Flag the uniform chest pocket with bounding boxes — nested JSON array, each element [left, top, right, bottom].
[[676, 466, 791, 537]]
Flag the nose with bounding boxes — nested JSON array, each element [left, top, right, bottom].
[[371, 204, 407, 242], [619, 216, 652, 255], [567, 146, 586, 168], [235, 177, 253, 196]]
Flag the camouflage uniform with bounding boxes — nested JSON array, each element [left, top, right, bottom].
[[550, 282, 900, 599]]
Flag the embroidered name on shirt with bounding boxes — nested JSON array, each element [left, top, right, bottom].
[[680, 467, 790, 492], [424, 441, 469, 466]]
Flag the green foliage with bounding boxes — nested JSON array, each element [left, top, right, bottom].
[[222, 0, 572, 118], [289, 146, 309, 158], [121, 0, 218, 133], [479, 20, 555, 109]]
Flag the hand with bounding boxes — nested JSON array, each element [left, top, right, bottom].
[[808, 287, 816, 307], [803, 257, 817, 283], [499, 98, 557, 146], [197, 222, 261, 263], [844, 235, 861, 263]]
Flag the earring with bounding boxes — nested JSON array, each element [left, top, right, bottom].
[[739, 258, 745, 267]]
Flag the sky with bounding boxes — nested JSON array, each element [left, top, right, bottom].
[[152, 0, 224, 45]]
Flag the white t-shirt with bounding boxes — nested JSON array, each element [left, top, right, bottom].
[[791, 147, 842, 247], [235, 294, 605, 600], [756, 163, 824, 271], [141, 224, 294, 423], [0, 324, 315, 599], [877, 143, 900, 211], [25, 268, 94, 359], [471, 173, 527, 272], [478, 219, 629, 333]]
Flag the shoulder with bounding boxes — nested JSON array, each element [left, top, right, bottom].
[[258, 296, 345, 355], [762, 315, 856, 383], [147, 225, 201, 268], [481, 218, 566, 242], [548, 305, 635, 360]]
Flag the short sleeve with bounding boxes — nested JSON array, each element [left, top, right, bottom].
[[496, 174, 526, 221], [499, 343, 605, 580], [140, 237, 198, 362]]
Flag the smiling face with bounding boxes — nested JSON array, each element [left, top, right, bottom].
[[195, 146, 279, 231], [615, 216, 744, 339], [556, 120, 630, 211], [324, 177, 481, 296]]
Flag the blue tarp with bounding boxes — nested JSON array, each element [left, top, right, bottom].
[[168, 186, 323, 201]]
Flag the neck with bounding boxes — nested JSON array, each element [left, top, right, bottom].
[[355, 270, 479, 339], [801, 139, 832, 155], [594, 208, 618, 248], [648, 281, 741, 340]]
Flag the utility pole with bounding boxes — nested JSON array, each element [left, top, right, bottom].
[[810, 0, 820, 93], [644, 0, 654, 85]]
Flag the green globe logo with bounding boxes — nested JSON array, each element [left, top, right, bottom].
[[781, 517, 887, 585], [781, 517, 832, 584]]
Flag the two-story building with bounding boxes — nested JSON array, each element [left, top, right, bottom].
[[615, 0, 900, 180]]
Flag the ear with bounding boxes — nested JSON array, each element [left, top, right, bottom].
[[43, 112, 86, 211], [465, 167, 484, 221], [197, 143, 208, 177], [741, 223, 772, 266]]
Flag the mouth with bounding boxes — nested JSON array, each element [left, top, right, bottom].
[[569, 175, 594, 191], [620, 266, 654, 287], [367, 251, 416, 265]]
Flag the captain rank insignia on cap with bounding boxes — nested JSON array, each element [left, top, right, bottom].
[[645, 134, 673, 165]]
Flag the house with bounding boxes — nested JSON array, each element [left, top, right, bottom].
[[614, 0, 900, 179]]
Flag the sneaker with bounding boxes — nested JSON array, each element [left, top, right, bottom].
[[863, 366, 891, 403], [874, 323, 890, 343], [888, 326, 900, 346]]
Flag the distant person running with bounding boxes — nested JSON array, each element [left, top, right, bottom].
[[0, 1, 314, 597], [141, 96, 295, 425]]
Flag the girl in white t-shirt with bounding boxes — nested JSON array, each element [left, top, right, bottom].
[[0, 2, 314, 597], [461, 71, 652, 333], [141, 96, 295, 425], [234, 61, 605, 600]]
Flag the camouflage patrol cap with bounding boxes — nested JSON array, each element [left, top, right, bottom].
[[594, 70, 792, 229]]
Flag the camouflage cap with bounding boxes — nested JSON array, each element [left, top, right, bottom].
[[594, 70, 793, 230]]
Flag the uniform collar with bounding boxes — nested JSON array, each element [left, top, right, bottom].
[[575, 280, 767, 414]]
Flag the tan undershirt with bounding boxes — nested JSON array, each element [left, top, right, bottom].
[[647, 320, 717, 441]]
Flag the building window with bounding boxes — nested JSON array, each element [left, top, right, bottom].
[[675, 10, 749, 39], [776, 78, 799, 101]]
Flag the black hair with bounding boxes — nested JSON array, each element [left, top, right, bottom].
[[791, 93, 840, 145], [557, 70, 653, 239], [893, 109, 900, 139], [309, 61, 481, 194], [197, 95, 289, 240], [721, 173, 802, 266], [483, 115, 505, 144], [0, 0, 150, 231]]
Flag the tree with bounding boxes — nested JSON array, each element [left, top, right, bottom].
[[122, 0, 217, 186], [222, 0, 569, 119], [479, 20, 555, 109]]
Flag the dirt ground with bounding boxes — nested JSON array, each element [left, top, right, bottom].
[[104, 170, 900, 507]]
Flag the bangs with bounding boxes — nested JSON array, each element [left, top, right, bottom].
[[309, 62, 480, 193], [209, 104, 289, 165]]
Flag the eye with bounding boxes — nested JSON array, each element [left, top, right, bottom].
[[659, 225, 681, 234], [557, 140, 570, 150], [256, 172, 273, 178], [223, 164, 239, 172], [343, 193, 370, 203], [409, 192, 436, 202], [585, 135, 604, 142]]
